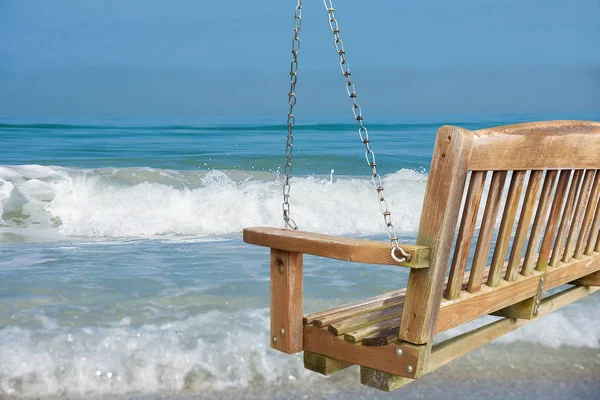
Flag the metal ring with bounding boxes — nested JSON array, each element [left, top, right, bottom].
[[391, 247, 412, 263]]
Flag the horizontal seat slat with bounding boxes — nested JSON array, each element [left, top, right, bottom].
[[328, 303, 403, 336], [304, 288, 406, 326], [243, 227, 430, 268], [344, 316, 401, 344], [362, 325, 401, 347]]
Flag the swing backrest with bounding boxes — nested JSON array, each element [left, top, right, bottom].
[[400, 120, 600, 345]]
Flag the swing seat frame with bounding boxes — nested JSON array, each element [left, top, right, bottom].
[[244, 120, 600, 391]]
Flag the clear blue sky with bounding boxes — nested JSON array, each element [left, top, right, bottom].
[[1, 0, 599, 117]]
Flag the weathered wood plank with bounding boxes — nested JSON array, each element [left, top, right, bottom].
[[436, 253, 600, 334], [506, 170, 543, 280], [488, 170, 526, 287], [563, 170, 596, 262], [329, 303, 403, 336], [574, 170, 600, 259], [304, 325, 426, 378], [491, 296, 537, 320], [362, 325, 402, 346], [303, 352, 353, 376], [445, 171, 487, 300], [243, 227, 430, 268], [536, 170, 572, 271], [400, 126, 474, 345], [360, 284, 598, 392], [571, 270, 600, 286], [304, 288, 406, 326], [360, 367, 413, 392], [344, 316, 402, 344], [429, 285, 598, 373], [270, 249, 303, 354], [522, 170, 558, 275], [469, 121, 600, 171], [550, 170, 584, 267], [468, 170, 508, 292]]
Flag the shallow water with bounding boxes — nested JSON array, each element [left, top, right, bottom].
[[1, 114, 599, 398]]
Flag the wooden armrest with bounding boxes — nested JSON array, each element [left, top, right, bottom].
[[243, 227, 430, 268]]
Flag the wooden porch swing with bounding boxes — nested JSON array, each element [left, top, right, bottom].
[[243, 1, 600, 392]]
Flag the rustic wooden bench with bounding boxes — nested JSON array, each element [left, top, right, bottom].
[[243, 120, 600, 391]]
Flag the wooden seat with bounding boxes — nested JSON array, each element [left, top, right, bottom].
[[243, 120, 600, 391]]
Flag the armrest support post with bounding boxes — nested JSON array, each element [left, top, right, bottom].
[[270, 249, 303, 354]]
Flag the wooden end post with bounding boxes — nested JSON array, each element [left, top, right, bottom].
[[270, 248, 303, 354], [399, 126, 473, 345]]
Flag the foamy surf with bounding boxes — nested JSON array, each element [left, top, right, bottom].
[[0, 165, 427, 241], [0, 303, 598, 398]]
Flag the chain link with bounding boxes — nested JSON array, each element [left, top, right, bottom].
[[282, 0, 303, 230], [322, 0, 411, 262]]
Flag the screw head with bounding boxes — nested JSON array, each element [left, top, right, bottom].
[[280, 327, 286, 337], [395, 347, 404, 357], [406, 364, 414, 374], [272, 336, 277, 345]]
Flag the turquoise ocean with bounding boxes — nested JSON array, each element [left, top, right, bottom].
[[1, 113, 599, 399]]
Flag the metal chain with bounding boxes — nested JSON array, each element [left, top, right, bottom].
[[282, 0, 302, 230], [322, 0, 411, 263]]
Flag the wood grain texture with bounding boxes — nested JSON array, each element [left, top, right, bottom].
[[550, 170, 584, 267], [303, 325, 425, 378], [429, 285, 597, 374], [563, 170, 596, 262], [344, 316, 401, 344], [328, 303, 403, 336], [487, 170, 526, 287], [571, 271, 600, 286], [506, 171, 543, 280], [362, 325, 403, 346], [304, 289, 406, 326], [522, 170, 558, 275], [400, 126, 474, 345], [536, 170, 572, 271], [574, 170, 600, 259], [445, 171, 487, 300], [436, 252, 600, 333], [491, 296, 537, 320], [360, 285, 598, 392], [243, 227, 429, 268], [467, 170, 508, 292], [303, 352, 353, 376], [360, 367, 413, 392], [270, 249, 303, 354], [469, 121, 600, 171]]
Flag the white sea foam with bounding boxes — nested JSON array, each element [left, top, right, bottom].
[[0, 165, 427, 240], [0, 309, 314, 397], [0, 303, 598, 398]]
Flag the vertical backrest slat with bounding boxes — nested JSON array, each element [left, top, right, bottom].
[[467, 171, 508, 293], [505, 170, 543, 280], [563, 170, 596, 262], [550, 170, 584, 267], [522, 170, 558, 276], [536, 170, 572, 271], [586, 192, 600, 256], [445, 171, 486, 300], [487, 170, 526, 287], [574, 170, 600, 258]]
